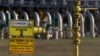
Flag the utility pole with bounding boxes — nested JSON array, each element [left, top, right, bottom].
[[73, 0, 81, 56]]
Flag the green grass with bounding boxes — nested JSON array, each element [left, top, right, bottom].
[[0, 37, 100, 56]]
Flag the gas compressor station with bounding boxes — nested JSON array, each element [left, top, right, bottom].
[[0, 0, 99, 40], [0, 0, 100, 56]]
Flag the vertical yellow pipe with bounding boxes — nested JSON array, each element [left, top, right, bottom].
[[73, 0, 81, 56], [38, 10, 44, 18], [38, 10, 44, 26]]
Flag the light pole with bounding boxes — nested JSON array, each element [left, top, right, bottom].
[[73, 0, 81, 56]]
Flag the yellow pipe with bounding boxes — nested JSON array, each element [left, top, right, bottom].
[[38, 10, 44, 18], [81, 8, 98, 10], [33, 27, 46, 34]]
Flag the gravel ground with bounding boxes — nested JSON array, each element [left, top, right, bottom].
[[0, 38, 100, 56]]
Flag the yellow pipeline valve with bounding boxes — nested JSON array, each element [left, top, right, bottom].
[[33, 27, 46, 34]]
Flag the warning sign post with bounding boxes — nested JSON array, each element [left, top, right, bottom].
[[9, 20, 34, 54]]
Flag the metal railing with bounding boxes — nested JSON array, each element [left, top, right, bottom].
[[0, 0, 100, 8]]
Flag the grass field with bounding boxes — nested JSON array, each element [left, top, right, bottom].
[[0, 37, 100, 56]]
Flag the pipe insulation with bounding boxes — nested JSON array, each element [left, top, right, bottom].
[[45, 12, 52, 25], [66, 11, 73, 38], [22, 11, 29, 20], [0, 11, 6, 22], [86, 11, 95, 38], [12, 11, 18, 20], [56, 12, 63, 38], [80, 14, 85, 37], [6, 11, 11, 20], [33, 12, 40, 27], [0, 11, 6, 39]]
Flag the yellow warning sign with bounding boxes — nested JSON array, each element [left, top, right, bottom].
[[9, 38, 33, 54], [9, 20, 34, 36], [9, 20, 34, 54]]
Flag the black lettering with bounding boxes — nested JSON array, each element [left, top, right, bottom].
[[30, 39, 33, 42], [16, 28, 27, 31], [10, 39, 15, 42], [20, 30, 23, 36], [16, 39, 25, 42], [26, 39, 29, 42]]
